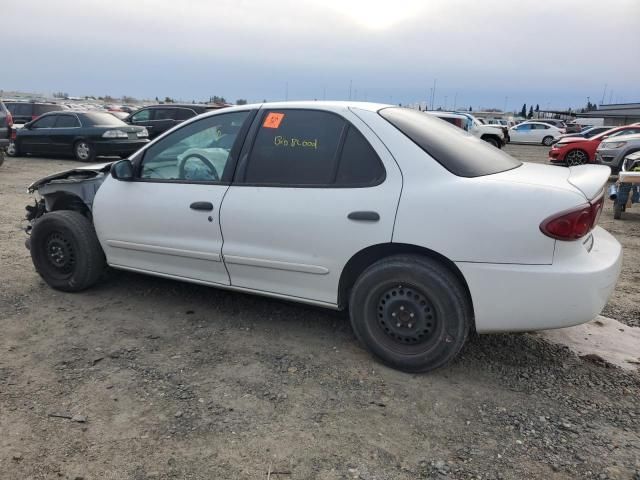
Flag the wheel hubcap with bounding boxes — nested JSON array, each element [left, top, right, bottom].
[[45, 232, 75, 273], [377, 285, 437, 345], [77, 143, 90, 160]]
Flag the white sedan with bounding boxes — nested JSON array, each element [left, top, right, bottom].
[[509, 121, 563, 145], [24, 102, 621, 372]]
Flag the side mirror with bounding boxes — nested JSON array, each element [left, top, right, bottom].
[[111, 159, 134, 181]]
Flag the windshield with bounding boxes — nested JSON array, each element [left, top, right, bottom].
[[379, 107, 521, 177], [592, 127, 622, 141], [81, 112, 128, 126]]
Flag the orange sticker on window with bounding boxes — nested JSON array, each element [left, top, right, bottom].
[[263, 112, 285, 129]]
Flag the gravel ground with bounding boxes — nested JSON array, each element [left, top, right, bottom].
[[0, 146, 638, 480]]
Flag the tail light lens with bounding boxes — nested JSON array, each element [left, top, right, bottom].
[[540, 194, 604, 241], [10, 128, 16, 140], [5, 112, 13, 127]]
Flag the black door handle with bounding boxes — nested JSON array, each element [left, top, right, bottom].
[[190, 201, 214, 211], [348, 211, 380, 222]]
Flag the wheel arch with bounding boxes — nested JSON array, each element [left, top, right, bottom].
[[43, 192, 91, 218], [338, 242, 475, 327]]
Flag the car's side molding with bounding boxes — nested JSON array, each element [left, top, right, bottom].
[[223, 255, 329, 275], [106, 240, 222, 262]]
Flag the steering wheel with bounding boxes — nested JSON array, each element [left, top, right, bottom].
[[177, 154, 219, 181]]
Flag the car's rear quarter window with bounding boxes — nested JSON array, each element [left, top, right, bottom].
[[379, 107, 521, 177]]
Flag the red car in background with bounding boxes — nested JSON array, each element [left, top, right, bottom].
[[549, 124, 640, 166]]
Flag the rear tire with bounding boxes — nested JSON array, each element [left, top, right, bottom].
[[349, 255, 471, 373], [74, 141, 95, 162], [542, 136, 554, 146], [614, 203, 623, 220], [30, 210, 105, 292]]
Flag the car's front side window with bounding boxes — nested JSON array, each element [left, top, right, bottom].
[[131, 109, 151, 122], [32, 115, 57, 128], [140, 111, 250, 182]]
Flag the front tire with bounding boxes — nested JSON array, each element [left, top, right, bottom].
[[349, 255, 471, 373], [542, 136, 554, 146], [74, 141, 95, 162], [565, 149, 588, 166], [483, 136, 500, 149], [30, 210, 105, 292], [6, 141, 20, 157]]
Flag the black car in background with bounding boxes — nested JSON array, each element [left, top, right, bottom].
[[0, 100, 13, 149], [11, 111, 149, 161], [562, 126, 615, 139], [126, 104, 226, 139], [5, 101, 69, 124]]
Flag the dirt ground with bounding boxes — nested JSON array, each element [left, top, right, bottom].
[[0, 145, 638, 480]]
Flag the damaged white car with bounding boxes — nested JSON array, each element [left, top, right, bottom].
[[25, 102, 622, 372]]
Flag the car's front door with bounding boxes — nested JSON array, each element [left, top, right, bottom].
[[93, 110, 255, 285], [20, 114, 57, 154], [220, 108, 402, 305], [50, 114, 81, 154], [510, 123, 532, 143]]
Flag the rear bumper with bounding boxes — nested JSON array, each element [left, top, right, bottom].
[[93, 139, 149, 156], [457, 226, 622, 333]]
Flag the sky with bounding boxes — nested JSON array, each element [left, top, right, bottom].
[[2, 0, 639, 111]]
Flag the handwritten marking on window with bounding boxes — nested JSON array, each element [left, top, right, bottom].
[[274, 136, 318, 150]]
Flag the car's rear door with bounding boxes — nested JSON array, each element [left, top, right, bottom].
[[93, 110, 255, 285], [219, 107, 402, 305]]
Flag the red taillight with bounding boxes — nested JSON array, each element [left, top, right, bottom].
[[540, 194, 604, 241], [5, 112, 13, 127], [10, 128, 16, 140]]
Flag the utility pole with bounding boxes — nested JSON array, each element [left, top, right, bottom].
[[430, 79, 437, 111], [609, 90, 614, 104], [428, 88, 433, 110], [600, 83, 607, 105], [453, 92, 458, 110], [444, 96, 448, 110]]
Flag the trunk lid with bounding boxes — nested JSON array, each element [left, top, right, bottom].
[[488, 162, 609, 201]]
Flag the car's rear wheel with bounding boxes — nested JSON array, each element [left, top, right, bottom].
[[349, 255, 471, 373], [30, 210, 105, 292], [74, 141, 95, 162], [542, 136, 554, 146], [565, 149, 588, 166], [614, 203, 623, 219]]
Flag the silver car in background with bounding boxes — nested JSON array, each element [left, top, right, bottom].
[[596, 133, 640, 172]]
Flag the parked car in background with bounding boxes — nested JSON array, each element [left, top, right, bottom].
[[23, 102, 620, 372], [525, 119, 566, 131], [5, 101, 68, 124], [549, 125, 640, 166], [108, 111, 130, 121], [560, 126, 614, 140], [596, 133, 640, 172], [426, 111, 505, 148], [564, 123, 584, 134], [0, 100, 13, 149], [509, 122, 562, 145], [9, 111, 149, 161], [126, 104, 227, 139]]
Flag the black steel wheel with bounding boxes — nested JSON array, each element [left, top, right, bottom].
[[349, 254, 471, 373], [30, 210, 105, 292]]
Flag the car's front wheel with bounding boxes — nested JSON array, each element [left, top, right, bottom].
[[349, 255, 471, 373], [565, 149, 588, 166], [30, 210, 106, 292], [74, 141, 95, 162], [6, 141, 20, 157]]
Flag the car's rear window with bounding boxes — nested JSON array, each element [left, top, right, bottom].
[[379, 107, 521, 177], [81, 112, 128, 126]]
